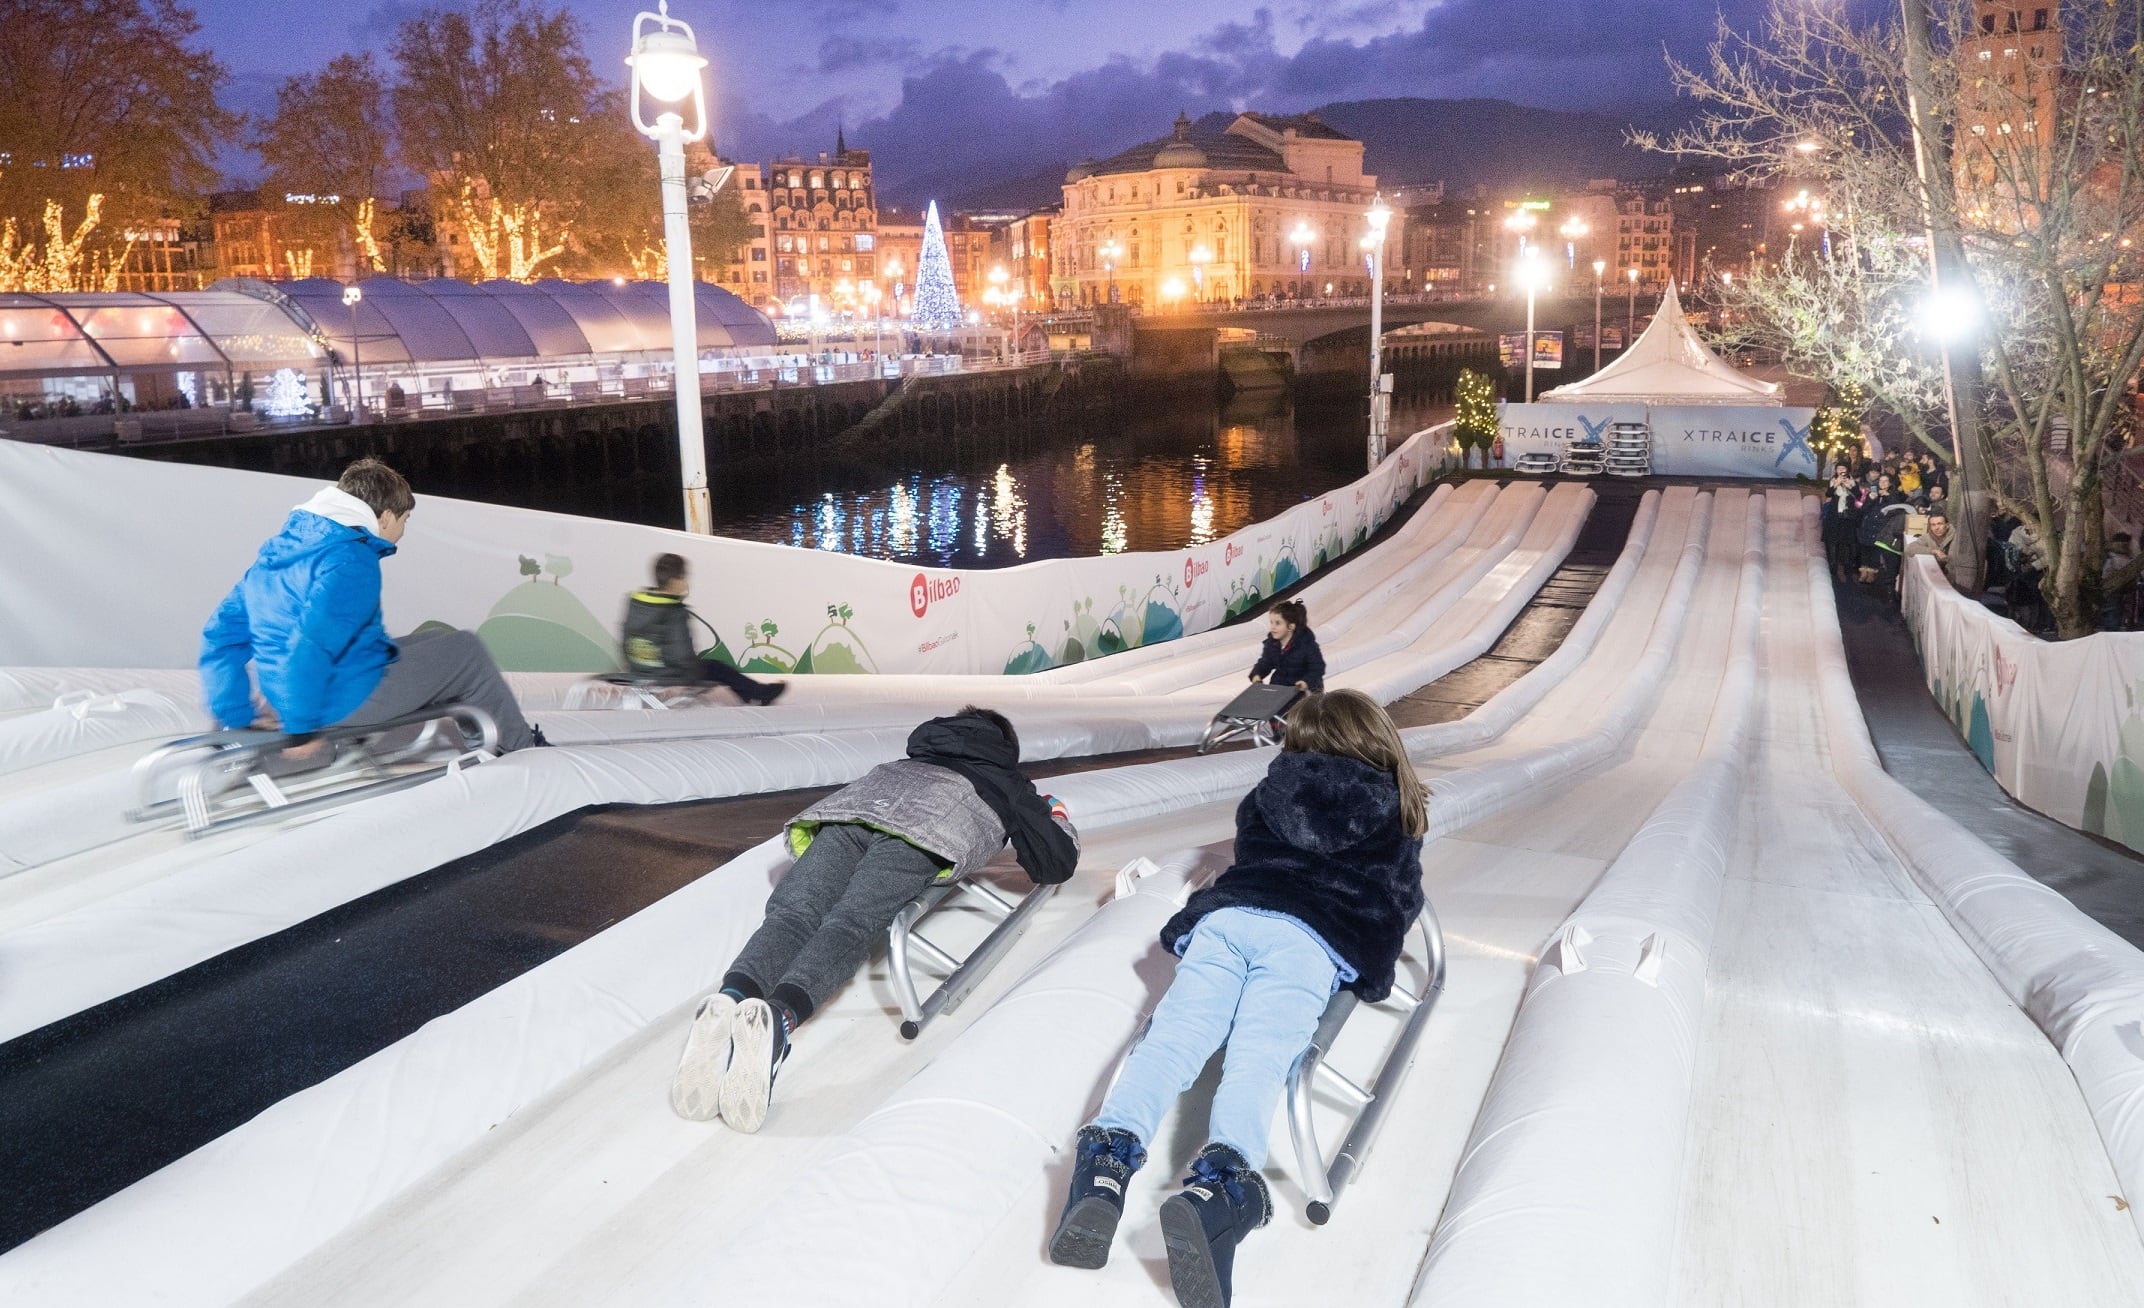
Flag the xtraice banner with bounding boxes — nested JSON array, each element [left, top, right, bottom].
[[1493, 402, 1818, 479]]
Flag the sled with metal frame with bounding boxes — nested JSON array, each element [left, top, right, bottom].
[[1195, 682, 1306, 755], [127, 704, 500, 837], [887, 873, 1059, 1039], [1285, 905, 1447, 1224], [561, 672, 716, 710]]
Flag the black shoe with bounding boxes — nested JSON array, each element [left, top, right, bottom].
[[529, 724, 551, 748], [1048, 1126, 1147, 1269], [755, 682, 788, 707], [1157, 1144, 1271, 1308]]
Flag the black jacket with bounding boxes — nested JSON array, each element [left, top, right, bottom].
[[621, 591, 699, 677], [906, 715, 1081, 885], [1251, 629, 1326, 692], [1161, 751, 1424, 1002]]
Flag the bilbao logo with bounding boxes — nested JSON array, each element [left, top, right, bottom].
[[1224, 541, 1245, 567], [910, 572, 960, 618], [1184, 556, 1210, 587]]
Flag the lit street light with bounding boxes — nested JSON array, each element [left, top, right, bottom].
[[1290, 221, 1316, 295], [1365, 193, 1392, 468], [342, 284, 363, 426], [1559, 216, 1589, 270], [1098, 238, 1122, 304], [1514, 248, 1550, 404], [627, 1, 714, 534], [1591, 258, 1605, 374], [1188, 244, 1212, 303]]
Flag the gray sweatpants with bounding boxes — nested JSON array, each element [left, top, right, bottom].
[[340, 628, 537, 752], [727, 822, 946, 1014]]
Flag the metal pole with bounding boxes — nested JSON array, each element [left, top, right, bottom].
[[1368, 234, 1385, 469], [1524, 283, 1536, 404], [349, 302, 363, 426], [1898, 0, 1987, 588], [657, 117, 712, 534], [1593, 275, 1603, 374], [1627, 277, 1636, 344]]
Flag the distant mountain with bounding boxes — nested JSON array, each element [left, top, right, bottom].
[[885, 96, 1692, 213]]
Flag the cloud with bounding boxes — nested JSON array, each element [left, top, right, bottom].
[[348, 0, 469, 44], [818, 35, 924, 74]]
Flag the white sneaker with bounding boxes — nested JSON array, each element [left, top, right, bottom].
[[718, 998, 786, 1133], [670, 992, 740, 1120]]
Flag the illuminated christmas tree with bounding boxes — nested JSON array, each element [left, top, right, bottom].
[[912, 201, 961, 331], [1453, 367, 1499, 467]]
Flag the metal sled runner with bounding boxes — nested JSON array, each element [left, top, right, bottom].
[[887, 875, 1058, 1039], [128, 704, 499, 837], [1195, 683, 1306, 755], [1286, 905, 1447, 1223]]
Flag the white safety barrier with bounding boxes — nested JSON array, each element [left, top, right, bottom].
[[1812, 526, 2144, 1245], [1411, 492, 1770, 1305], [646, 849, 1219, 1308], [1900, 554, 2144, 855]]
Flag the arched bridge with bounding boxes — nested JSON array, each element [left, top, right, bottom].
[[1138, 294, 1601, 349]]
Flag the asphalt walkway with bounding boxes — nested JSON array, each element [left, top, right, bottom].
[[1835, 582, 2144, 948]]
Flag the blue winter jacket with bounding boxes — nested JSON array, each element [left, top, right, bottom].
[[199, 503, 398, 732]]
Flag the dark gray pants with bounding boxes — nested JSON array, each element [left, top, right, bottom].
[[727, 822, 945, 1014], [341, 628, 536, 752]]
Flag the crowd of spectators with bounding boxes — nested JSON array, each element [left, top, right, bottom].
[[1821, 446, 2142, 632]]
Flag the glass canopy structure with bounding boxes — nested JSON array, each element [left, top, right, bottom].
[[0, 277, 778, 425]]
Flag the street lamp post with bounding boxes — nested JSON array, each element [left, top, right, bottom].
[[627, 2, 714, 535], [1559, 217, 1589, 270], [1626, 266, 1639, 344], [1365, 193, 1392, 468], [1098, 238, 1121, 304], [1290, 221, 1315, 298], [342, 284, 363, 425], [1516, 249, 1549, 404], [1591, 259, 1605, 374], [1188, 244, 1212, 305]]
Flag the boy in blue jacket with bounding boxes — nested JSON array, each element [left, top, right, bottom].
[[200, 459, 539, 753]]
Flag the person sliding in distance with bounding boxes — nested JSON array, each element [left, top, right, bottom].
[[1247, 599, 1324, 694]]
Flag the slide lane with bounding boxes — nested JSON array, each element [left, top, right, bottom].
[[1668, 502, 2144, 1303], [236, 489, 1721, 1308]]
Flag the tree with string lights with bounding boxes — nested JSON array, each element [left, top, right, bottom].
[[911, 201, 962, 331]]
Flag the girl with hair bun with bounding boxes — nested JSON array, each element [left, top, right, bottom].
[[1248, 599, 1325, 693]]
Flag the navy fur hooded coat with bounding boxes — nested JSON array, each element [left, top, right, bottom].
[[1160, 751, 1425, 1002]]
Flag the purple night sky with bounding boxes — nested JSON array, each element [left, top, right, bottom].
[[193, 0, 1771, 186]]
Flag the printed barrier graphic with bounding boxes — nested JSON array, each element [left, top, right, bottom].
[[0, 429, 1434, 677], [1902, 555, 2144, 855], [1494, 402, 1818, 479]]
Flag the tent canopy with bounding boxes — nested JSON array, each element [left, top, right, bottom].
[[1541, 280, 1780, 406]]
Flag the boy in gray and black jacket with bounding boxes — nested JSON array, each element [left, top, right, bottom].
[[668, 706, 1078, 1131], [620, 553, 784, 706]]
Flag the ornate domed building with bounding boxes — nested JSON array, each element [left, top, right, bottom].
[[1055, 110, 1387, 310]]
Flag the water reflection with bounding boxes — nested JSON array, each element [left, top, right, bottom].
[[716, 391, 1449, 570]]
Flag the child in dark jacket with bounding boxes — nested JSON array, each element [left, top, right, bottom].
[[1247, 599, 1325, 693], [621, 553, 785, 706], [670, 706, 1079, 1132], [1049, 689, 1426, 1307]]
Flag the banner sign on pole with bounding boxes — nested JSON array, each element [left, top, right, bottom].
[[1491, 402, 1817, 479], [1498, 333, 1526, 369], [1532, 332, 1563, 371]]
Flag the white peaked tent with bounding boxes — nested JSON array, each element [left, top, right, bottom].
[[1541, 280, 1781, 406]]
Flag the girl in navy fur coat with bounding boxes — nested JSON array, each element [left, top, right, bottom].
[[1049, 690, 1427, 1308], [1248, 599, 1324, 692]]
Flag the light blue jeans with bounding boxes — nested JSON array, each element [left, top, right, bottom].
[[1091, 907, 1337, 1168]]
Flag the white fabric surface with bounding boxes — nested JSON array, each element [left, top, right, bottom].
[[1410, 492, 1770, 1305]]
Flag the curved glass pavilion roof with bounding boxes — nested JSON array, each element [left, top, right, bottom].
[[0, 278, 776, 383]]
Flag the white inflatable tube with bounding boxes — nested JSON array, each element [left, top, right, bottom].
[[1803, 511, 2144, 1245], [0, 692, 207, 777], [1410, 493, 1768, 1306], [1343, 484, 1595, 705], [1423, 492, 1716, 834], [0, 712, 1182, 1043], [1401, 490, 1662, 757], [648, 848, 1218, 1308]]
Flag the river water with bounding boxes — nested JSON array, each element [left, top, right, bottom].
[[711, 391, 1452, 570]]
